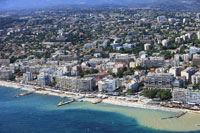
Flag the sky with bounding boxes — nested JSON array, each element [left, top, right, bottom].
[[0, 0, 153, 10], [2, 0, 200, 11]]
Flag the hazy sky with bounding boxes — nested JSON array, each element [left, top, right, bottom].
[[0, 0, 67, 10], [0, 0, 153, 10]]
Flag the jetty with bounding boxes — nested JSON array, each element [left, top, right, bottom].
[[14, 91, 34, 98], [57, 99, 74, 107], [162, 112, 187, 120]]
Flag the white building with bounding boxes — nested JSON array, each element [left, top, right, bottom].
[[191, 71, 200, 85], [197, 31, 200, 40], [162, 39, 169, 47], [197, 13, 200, 20], [182, 54, 192, 62], [173, 89, 200, 105], [98, 78, 116, 92], [189, 46, 200, 54], [37, 73, 51, 87], [0, 70, 13, 80], [23, 72, 33, 82], [183, 18, 189, 23], [157, 16, 167, 23], [168, 18, 176, 23], [144, 43, 151, 51], [169, 67, 180, 77], [181, 67, 195, 81], [124, 79, 138, 91]]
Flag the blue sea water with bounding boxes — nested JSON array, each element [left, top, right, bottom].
[[0, 86, 199, 133]]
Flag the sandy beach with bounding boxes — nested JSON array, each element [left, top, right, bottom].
[[0, 80, 200, 114]]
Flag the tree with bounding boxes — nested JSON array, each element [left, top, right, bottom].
[[144, 89, 159, 98], [48, 77, 57, 87], [79, 72, 84, 78], [10, 56, 17, 63], [84, 70, 90, 75], [144, 89, 172, 101], [92, 69, 99, 74], [157, 90, 172, 100], [127, 89, 137, 94], [117, 70, 123, 78], [160, 51, 173, 60]]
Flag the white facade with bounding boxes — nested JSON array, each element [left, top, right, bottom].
[[181, 67, 195, 80], [144, 43, 151, 51], [124, 79, 138, 91], [197, 31, 200, 40], [98, 78, 116, 92], [37, 73, 51, 87], [162, 39, 169, 46], [157, 16, 167, 23], [169, 67, 178, 77], [183, 18, 188, 23], [192, 72, 200, 85], [197, 13, 200, 20], [23, 72, 33, 82], [168, 18, 176, 23]]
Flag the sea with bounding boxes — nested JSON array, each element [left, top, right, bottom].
[[0, 86, 200, 133]]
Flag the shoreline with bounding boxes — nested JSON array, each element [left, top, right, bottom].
[[0, 80, 199, 114]]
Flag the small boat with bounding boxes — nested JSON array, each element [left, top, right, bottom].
[[92, 99, 102, 104], [102, 96, 108, 99], [76, 99, 83, 102], [86, 95, 96, 98], [76, 96, 85, 99], [57, 100, 74, 107]]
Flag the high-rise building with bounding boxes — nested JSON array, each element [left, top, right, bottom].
[[197, 13, 200, 20], [0, 70, 13, 80], [197, 31, 200, 40], [37, 73, 51, 87], [56, 76, 96, 91], [173, 88, 200, 105], [181, 67, 195, 81], [23, 72, 33, 82], [157, 16, 167, 23], [144, 43, 151, 51], [191, 72, 200, 85], [98, 78, 116, 92], [162, 39, 169, 47], [145, 73, 175, 89]]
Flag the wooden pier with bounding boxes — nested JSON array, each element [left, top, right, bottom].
[[162, 112, 187, 120], [14, 91, 34, 98]]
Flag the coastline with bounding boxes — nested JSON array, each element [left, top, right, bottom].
[[0, 80, 199, 114], [2, 80, 200, 131]]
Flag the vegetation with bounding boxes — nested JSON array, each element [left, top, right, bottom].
[[48, 77, 57, 87], [160, 51, 174, 59], [144, 89, 172, 101]]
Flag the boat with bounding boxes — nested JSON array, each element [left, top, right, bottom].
[[76, 96, 85, 99], [92, 99, 102, 104], [102, 95, 108, 99], [57, 100, 74, 107], [76, 99, 83, 102], [86, 94, 96, 98]]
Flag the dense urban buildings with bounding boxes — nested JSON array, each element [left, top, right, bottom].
[[0, 8, 200, 109]]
